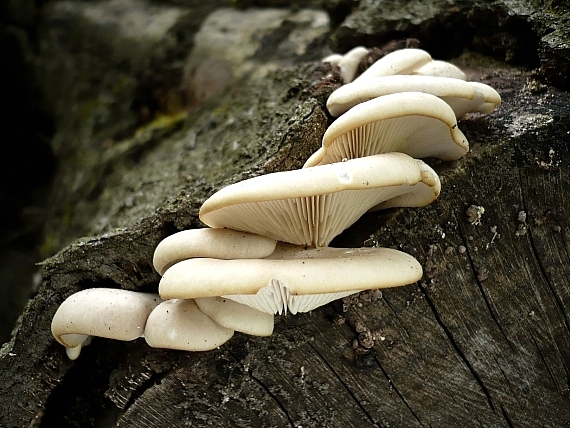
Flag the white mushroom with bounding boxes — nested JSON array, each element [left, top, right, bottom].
[[200, 152, 440, 247], [153, 228, 277, 275], [195, 297, 274, 336], [322, 53, 343, 66], [160, 244, 423, 315], [337, 46, 369, 83], [412, 60, 467, 80], [144, 299, 234, 351], [354, 48, 432, 81], [326, 75, 501, 118], [51, 288, 161, 360], [305, 92, 469, 167], [322, 47, 369, 83]]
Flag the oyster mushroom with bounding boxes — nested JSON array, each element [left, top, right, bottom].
[[412, 59, 467, 80], [326, 75, 501, 118], [51, 288, 161, 360], [354, 48, 432, 81], [195, 297, 274, 336], [160, 244, 422, 315], [200, 152, 440, 247], [144, 299, 234, 351], [153, 228, 276, 275], [323, 46, 369, 83], [305, 92, 469, 167]]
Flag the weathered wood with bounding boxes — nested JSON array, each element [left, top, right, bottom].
[[1, 1, 569, 427]]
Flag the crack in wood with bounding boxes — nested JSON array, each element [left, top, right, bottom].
[[418, 274, 496, 413], [305, 340, 379, 427], [371, 356, 426, 428], [517, 170, 570, 334], [456, 210, 516, 352]]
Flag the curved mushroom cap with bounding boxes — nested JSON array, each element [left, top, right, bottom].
[[160, 245, 422, 314], [153, 228, 277, 275], [322, 53, 343, 66], [306, 92, 468, 167], [412, 60, 467, 80], [326, 75, 499, 118], [355, 48, 432, 81], [144, 299, 234, 351], [468, 81, 502, 115], [338, 46, 369, 83], [195, 297, 274, 336], [51, 288, 161, 360], [200, 152, 440, 247]]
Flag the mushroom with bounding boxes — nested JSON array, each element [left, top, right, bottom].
[[305, 92, 469, 167], [144, 299, 234, 351], [199, 152, 441, 247], [159, 244, 423, 315], [337, 46, 369, 83], [153, 228, 277, 275], [194, 297, 274, 336], [325, 75, 501, 118], [322, 47, 369, 83], [354, 48, 432, 81], [51, 288, 161, 360], [412, 60, 467, 80]]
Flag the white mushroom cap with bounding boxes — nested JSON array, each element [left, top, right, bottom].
[[338, 46, 369, 83], [51, 288, 161, 360], [200, 152, 440, 247], [322, 53, 343, 66], [322, 47, 369, 83], [326, 75, 500, 118], [194, 297, 274, 336], [306, 92, 468, 167], [354, 48, 432, 81], [468, 81, 502, 115], [159, 245, 423, 314], [144, 299, 234, 351], [412, 60, 467, 80], [153, 228, 277, 275]]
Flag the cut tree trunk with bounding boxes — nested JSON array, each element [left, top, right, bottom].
[[1, 1, 569, 427]]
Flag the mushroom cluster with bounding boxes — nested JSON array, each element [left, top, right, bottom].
[[51, 47, 501, 358]]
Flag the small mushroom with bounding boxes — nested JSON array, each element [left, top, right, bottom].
[[337, 46, 369, 83], [195, 297, 274, 336], [326, 75, 501, 118], [51, 288, 161, 360], [305, 92, 468, 167], [159, 244, 422, 314], [200, 152, 440, 247], [412, 60, 467, 80], [144, 299, 234, 351], [153, 228, 277, 275], [322, 47, 369, 83], [354, 48, 432, 81]]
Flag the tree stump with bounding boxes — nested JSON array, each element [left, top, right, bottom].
[[1, 1, 569, 427]]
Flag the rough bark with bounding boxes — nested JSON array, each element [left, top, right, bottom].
[[1, 1, 569, 427]]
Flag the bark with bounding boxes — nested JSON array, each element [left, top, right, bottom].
[[1, 1, 569, 427]]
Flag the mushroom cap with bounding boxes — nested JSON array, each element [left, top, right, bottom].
[[194, 297, 274, 336], [412, 60, 467, 80], [322, 53, 343, 66], [51, 288, 161, 359], [159, 245, 422, 314], [153, 228, 277, 275], [144, 299, 234, 351], [306, 92, 468, 167], [468, 81, 502, 115], [326, 75, 499, 118], [200, 152, 441, 247], [338, 46, 369, 83], [355, 48, 432, 81]]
